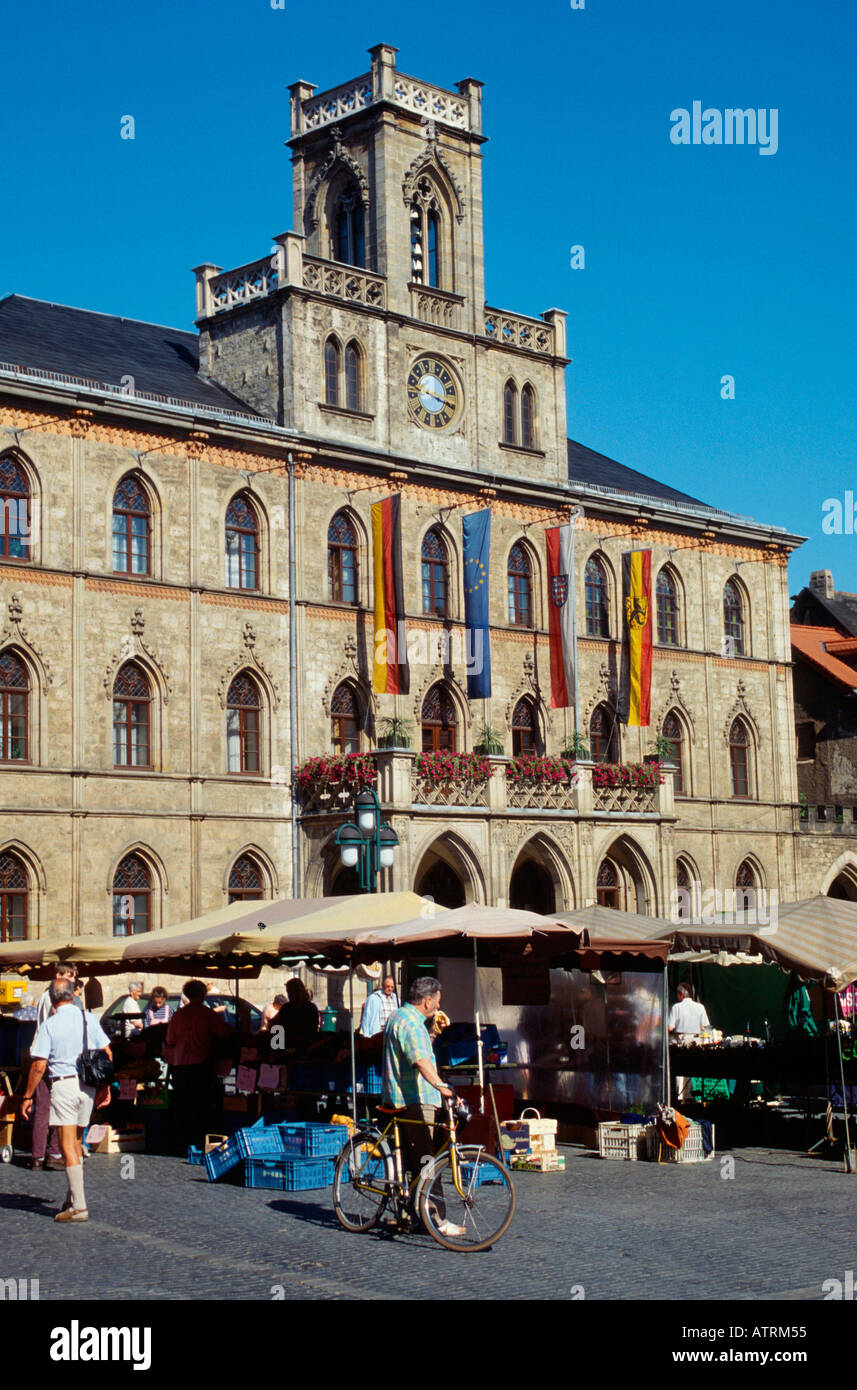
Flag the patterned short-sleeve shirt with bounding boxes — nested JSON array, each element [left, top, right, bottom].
[[382, 1003, 437, 1108]]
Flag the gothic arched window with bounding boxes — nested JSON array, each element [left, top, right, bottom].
[[503, 380, 518, 445], [729, 719, 751, 798], [0, 851, 28, 941], [112, 662, 151, 768], [676, 859, 692, 921], [507, 543, 532, 627], [411, 178, 445, 288], [225, 493, 259, 591], [328, 512, 358, 604], [661, 710, 686, 795], [512, 698, 539, 757], [421, 528, 449, 617], [112, 853, 151, 937], [324, 336, 341, 407], [227, 673, 261, 775], [112, 474, 150, 575], [521, 384, 536, 450], [345, 340, 363, 412], [331, 683, 360, 755], [590, 704, 618, 764], [585, 556, 610, 636], [228, 854, 265, 903], [735, 859, 758, 913], [724, 580, 746, 656], [333, 185, 365, 268], [597, 860, 620, 909], [0, 456, 31, 562], [0, 650, 29, 763], [656, 568, 680, 646], [421, 683, 457, 754]]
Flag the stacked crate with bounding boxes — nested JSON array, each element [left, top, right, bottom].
[[200, 1118, 348, 1190], [499, 1109, 563, 1172]]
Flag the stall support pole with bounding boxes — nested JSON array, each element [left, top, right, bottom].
[[348, 967, 358, 1126], [473, 940, 485, 1114], [662, 969, 671, 1106], [834, 990, 854, 1174]]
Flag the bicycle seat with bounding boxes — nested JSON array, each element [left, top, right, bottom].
[[376, 1103, 406, 1115]]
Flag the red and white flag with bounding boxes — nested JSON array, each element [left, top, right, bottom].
[[546, 524, 575, 709]]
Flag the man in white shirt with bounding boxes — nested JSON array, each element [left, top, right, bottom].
[[31, 964, 78, 1170], [668, 983, 711, 1103], [21, 977, 112, 1222], [360, 976, 400, 1037], [121, 982, 145, 1034]]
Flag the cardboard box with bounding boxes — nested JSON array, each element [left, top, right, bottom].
[[509, 1151, 566, 1173], [89, 1124, 146, 1154]]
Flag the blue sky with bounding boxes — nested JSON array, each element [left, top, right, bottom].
[[2, 0, 854, 593]]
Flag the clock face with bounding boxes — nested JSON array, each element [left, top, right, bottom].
[[406, 356, 461, 430]]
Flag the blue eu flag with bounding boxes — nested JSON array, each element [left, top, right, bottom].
[[463, 509, 492, 699]]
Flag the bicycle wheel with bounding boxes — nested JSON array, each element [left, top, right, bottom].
[[416, 1146, 515, 1252], [332, 1130, 393, 1233]]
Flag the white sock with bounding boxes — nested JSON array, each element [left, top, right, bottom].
[[66, 1163, 86, 1211]]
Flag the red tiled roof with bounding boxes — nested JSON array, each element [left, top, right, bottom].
[[790, 623, 857, 690]]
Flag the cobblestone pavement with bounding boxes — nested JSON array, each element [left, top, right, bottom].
[[0, 1145, 853, 1301]]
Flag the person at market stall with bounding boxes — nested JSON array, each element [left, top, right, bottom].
[[164, 979, 235, 1152], [20, 975, 112, 1222], [382, 976, 463, 1238], [360, 975, 400, 1037], [668, 982, 712, 1102], [122, 982, 146, 1035], [30, 964, 78, 1171], [269, 979, 320, 1053], [144, 986, 173, 1029], [260, 993, 286, 1031]]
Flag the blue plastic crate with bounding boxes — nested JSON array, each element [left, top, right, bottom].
[[204, 1135, 243, 1181], [236, 1126, 288, 1160], [244, 1155, 336, 1191], [460, 1160, 506, 1189], [277, 1122, 347, 1158], [187, 1145, 204, 1166]]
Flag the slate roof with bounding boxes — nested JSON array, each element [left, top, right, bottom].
[[0, 295, 261, 417], [790, 624, 857, 691], [566, 438, 720, 513], [796, 590, 857, 638]]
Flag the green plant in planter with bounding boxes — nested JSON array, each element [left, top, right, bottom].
[[376, 716, 413, 750], [798, 791, 808, 821], [475, 723, 505, 755], [651, 734, 674, 761], [561, 731, 590, 761]]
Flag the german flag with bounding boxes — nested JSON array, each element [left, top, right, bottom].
[[619, 550, 652, 726], [371, 495, 409, 695]]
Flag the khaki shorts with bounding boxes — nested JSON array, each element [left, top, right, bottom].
[[48, 1076, 96, 1128]]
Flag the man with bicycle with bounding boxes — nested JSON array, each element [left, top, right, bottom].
[[382, 976, 463, 1238]]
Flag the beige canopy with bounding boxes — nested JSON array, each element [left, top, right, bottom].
[[343, 903, 590, 963]]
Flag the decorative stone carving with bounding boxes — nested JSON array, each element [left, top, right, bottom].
[[321, 634, 373, 719], [411, 663, 472, 728], [504, 651, 552, 732], [103, 608, 172, 703], [0, 593, 54, 689], [217, 628, 281, 709], [723, 678, 760, 746], [401, 117, 465, 223], [655, 669, 696, 738], [305, 127, 370, 235], [69, 409, 94, 438], [582, 662, 614, 730]]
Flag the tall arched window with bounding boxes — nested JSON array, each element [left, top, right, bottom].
[[112, 853, 151, 936], [112, 662, 151, 768], [585, 556, 610, 636], [503, 381, 518, 445], [0, 851, 28, 941], [723, 580, 745, 656], [0, 456, 31, 562], [676, 859, 692, 920], [0, 651, 29, 762], [227, 674, 261, 774], [735, 859, 758, 913], [228, 854, 265, 903], [421, 683, 457, 753], [345, 341, 362, 412], [328, 512, 358, 604], [521, 384, 536, 449], [411, 178, 444, 287], [597, 860, 620, 909], [331, 683, 360, 755], [421, 528, 449, 617], [656, 569, 680, 646], [590, 704, 618, 763], [225, 493, 259, 591], [661, 710, 686, 795], [729, 719, 750, 798], [324, 336, 341, 406], [507, 543, 532, 627], [512, 698, 539, 756], [112, 475, 150, 575], [333, 185, 365, 268]]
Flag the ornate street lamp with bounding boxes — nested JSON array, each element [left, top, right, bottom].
[[334, 787, 399, 893]]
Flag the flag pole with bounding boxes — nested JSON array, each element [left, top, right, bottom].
[[569, 506, 584, 741]]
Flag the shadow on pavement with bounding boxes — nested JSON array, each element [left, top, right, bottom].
[[0, 1191, 58, 1216]]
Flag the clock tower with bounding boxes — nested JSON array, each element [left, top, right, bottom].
[[195, 43, 569, 485]]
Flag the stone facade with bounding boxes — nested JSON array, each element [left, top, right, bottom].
[[0, 44, 832, 1004]]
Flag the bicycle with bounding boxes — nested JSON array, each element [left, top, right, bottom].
[[332, 1093, 515, 1253]]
